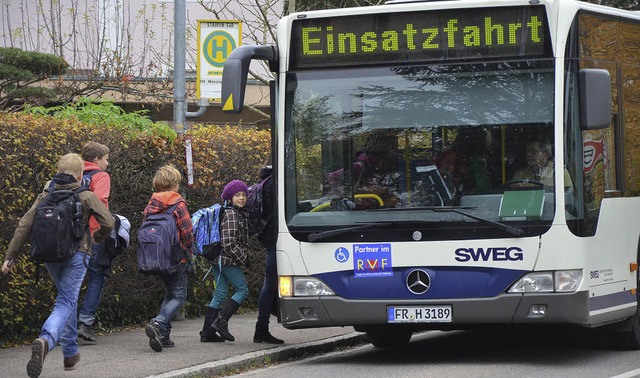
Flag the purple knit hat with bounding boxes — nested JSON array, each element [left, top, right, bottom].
[[221, 179, 248, 201]]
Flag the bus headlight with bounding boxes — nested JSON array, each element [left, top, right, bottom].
[[507, 270, 582, 293], [279, 276, 335, 297], [509, 272, 554, 293], [554, 270, 582, 292]]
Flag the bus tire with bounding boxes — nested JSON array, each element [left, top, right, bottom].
[[365, 328, 412, 348], [607, 311, 640, 350], [607, 262, 640, 350]]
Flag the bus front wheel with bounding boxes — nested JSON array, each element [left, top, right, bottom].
[[607, 309, 640, 349], [607, 264, 640, 349], [365, 328, 412, 348]]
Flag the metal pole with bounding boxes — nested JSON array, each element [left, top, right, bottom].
[[173, 0, 186, 132]]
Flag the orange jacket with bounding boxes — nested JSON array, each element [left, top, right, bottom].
[[84, 161, 110, 235]]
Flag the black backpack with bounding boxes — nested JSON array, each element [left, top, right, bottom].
[[137, 204, 183, 275], [246, 176, 271, 236], [30, 187, 87, 263]]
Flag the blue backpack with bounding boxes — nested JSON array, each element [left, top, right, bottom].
[[191, 202, 228, 261], [137, 203, 183, 275], [47, 169, 100, 191], [81, 169, 100, 189]]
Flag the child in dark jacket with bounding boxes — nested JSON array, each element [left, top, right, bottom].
[[200, 180, 251, 343], [2, 153, 114, 378], [142, 164, 195, 352]]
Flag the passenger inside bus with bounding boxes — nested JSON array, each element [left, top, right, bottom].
[[327, 151, 382, 192], [511, 139, 573, 188], [435, 128, 492, 195], [327, 151, 402, 209]]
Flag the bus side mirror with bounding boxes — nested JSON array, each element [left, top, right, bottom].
[[579, 69, 612, 130], [221, 45, 277, 114]]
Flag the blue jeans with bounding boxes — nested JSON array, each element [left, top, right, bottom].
[[41, 252, 88, 358], [78, 243, 108, 326], [209, 264, 248, 309], [257, 246, 277, 327], [151, 266, 187, 336]]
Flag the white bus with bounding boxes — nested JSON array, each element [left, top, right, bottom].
[[222, 0, 640, 348]]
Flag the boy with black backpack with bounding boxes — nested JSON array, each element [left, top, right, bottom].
[[1, 153, 114, 378], [141, 164, 195, 352]]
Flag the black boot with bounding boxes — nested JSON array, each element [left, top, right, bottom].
[[200, 307, 224, 342], [212, 299, 240, 342], [253, 323, 285, 344], [201, 307, 219, 333]]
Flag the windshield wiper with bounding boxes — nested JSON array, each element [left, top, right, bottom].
[[307, 223, 390, 242], [306, 207, 524, 241], [431, 208, 524, 236]]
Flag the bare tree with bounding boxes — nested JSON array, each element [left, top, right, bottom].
[[0, 1, 227, 106]]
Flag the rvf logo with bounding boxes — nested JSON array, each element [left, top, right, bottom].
[[353, 243, 392, 277]]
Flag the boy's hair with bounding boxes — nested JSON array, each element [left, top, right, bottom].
[[58, 153, 84, 178], [153, 165, 181, 192], [81, 141, 110, 162]]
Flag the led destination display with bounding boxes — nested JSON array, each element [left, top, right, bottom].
[[290, 6, 550, 68]]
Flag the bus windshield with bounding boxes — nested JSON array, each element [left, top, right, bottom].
[[284, 59, 559, 241]]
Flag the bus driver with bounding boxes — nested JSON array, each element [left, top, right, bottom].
[[512, 139, 573, 188]]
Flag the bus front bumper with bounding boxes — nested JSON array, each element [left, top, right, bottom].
[[279, 291, 591, 329]]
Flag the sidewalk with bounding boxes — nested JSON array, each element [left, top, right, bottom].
[[0, 313, 367, 378]]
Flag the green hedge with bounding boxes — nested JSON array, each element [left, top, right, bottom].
[[0, 113, 271, 347]]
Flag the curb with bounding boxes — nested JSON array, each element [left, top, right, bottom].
[[147, 332, 369, 378]]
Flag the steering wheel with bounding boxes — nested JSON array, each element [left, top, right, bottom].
[[502, 178, 545, 188]]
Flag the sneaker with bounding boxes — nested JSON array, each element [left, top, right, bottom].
[[78, 323, 98, 343], [26, 338, 48, 378], [63, 353, 80, 371], [161, 337, 175, 348], [145, 323, 163, 352]]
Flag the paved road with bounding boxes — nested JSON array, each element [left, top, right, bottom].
[[0, 312, 367, 378], [231, 329, 640, 378]]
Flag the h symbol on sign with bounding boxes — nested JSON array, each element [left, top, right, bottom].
[[212, 39, 229, 60]]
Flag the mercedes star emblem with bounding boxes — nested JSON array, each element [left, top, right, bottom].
[[406, 269, 431, 295]]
